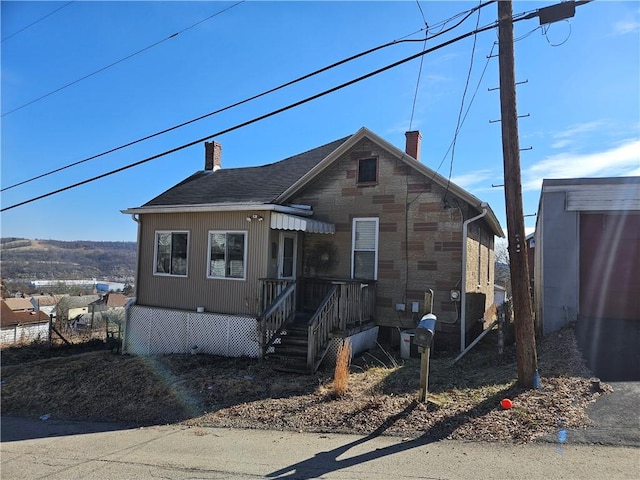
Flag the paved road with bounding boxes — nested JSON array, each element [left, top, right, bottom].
[[2, 381, 638, 479], [2, 419, 639, 480]]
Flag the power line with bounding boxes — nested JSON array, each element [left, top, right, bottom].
[[1, 1, 74, 43], [3, 17, 511, 213], [415, 0, 428, 27], [405, 0, 430, 303], [1, 1, 245, 117], [1, 31, 427, 193], [3, 1, 495, 193], [444, 0, 484, 201], [408, 36, 498, 208], [435, 41, 497, 176]]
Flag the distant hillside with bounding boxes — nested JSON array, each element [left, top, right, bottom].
[[0, 238, 136, 282]]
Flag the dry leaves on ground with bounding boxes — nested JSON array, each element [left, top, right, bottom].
[[1, 326, 609, 443]]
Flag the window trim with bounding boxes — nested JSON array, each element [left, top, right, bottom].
[[356, 157, 378, 185], [153, 230, 190, 277], [351, 217, 379, 280], [206, 230, 248, 281]]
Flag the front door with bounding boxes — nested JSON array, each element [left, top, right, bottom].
[[278, 232, 297, 280]]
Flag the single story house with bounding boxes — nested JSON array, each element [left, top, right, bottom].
[[54, 295, 100, 326], [1, 299, 50, 344], [122, 127, 503, 371], [3, 297, 35, 313], [30, 294, 69, 318], [86, 293, 130, 325]]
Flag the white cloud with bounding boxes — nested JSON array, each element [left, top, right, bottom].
[[450, 169, 494, 189], [522, 139, 640, 191], [424, 73, 450, 83], [551, 120, 606, 148], [613, 19, 640, 35]]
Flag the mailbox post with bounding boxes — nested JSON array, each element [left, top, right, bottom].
[[414, 314, 436, 402]]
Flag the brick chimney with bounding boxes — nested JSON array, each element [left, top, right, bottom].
[[205, 141, 222, 171], [405, 131, 422, 162]]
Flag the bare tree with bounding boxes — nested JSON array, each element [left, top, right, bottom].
[[494, 238, 511, 299]]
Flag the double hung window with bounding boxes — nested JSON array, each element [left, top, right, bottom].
[[154, 231, 189, 276], [208, 231, 247, 279], [351, 218, 379, 280]]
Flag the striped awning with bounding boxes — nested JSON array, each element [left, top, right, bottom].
[[270, 212, 335, 234]]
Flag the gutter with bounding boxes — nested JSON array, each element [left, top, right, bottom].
[[120, 203, 315, 216], [460, 203, 488, 353]]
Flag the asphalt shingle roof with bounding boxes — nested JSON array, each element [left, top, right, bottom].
[[144, 136, 350, 207], [1, 301, 49, 327]]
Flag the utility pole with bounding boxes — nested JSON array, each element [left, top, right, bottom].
[[498, 0, 538, 388]]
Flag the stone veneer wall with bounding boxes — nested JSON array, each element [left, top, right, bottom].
[[291, 138, 495, 342]]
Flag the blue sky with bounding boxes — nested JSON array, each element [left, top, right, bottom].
[[2, 1, 639, 242]]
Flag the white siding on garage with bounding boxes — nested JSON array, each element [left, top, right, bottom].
[[565, 184, 640, 211]]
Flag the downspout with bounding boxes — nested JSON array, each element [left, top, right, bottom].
[[122, 213, 141, 354], [460, 203, 488, 353]]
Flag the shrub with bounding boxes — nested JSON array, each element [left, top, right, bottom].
[[332, 340, 352, 398]]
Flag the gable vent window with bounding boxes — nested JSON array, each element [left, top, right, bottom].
[[208, 231, 247, 280], [154, 231, 189, 277], [351, 218, 378, 280], [357, 157, 378, 185]]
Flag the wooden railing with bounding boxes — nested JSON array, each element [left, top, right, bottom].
[[258, 282, 296, 357], [259, 277, 376, 371], [302, 278, 376, 371], [307, 285, 340, 371], [336, 280, 376, 331], [260, 278, 296, 312], [300, 277, 376, 330]]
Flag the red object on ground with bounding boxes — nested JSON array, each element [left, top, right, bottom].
[[500, 398, 513, 409]]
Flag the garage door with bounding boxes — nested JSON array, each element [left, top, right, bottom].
[[580, 213, 640, 319]]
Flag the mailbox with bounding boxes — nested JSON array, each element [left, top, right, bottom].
[[414, 313, 436, 347]]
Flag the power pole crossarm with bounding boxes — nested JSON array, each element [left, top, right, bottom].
[[498, 0, 538, 388]]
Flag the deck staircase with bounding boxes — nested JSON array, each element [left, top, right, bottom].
[[265, 313, 315, 373], [259, 278, 376, 374]]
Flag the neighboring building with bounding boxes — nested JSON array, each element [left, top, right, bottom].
[[96, 282, 127, 292], [526, 232, 535, 293], [3, 297, 35, 312], [1, 299, 49, 344], [533, 177, 640, 335], [87, 293, 130, 324], [30, 294, 68, 318], [494, 284, 508, 306], [122, 127, 503, 369], [29, 279, 126, 292], [55, 295, 100, 325]]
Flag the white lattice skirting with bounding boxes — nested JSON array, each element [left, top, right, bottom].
[[125, 305, 260, 357]]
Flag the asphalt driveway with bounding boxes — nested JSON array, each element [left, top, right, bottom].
[[575, 317, 640, 382]]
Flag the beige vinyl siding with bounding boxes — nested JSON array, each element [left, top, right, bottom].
[[136, 211, 270, 316]]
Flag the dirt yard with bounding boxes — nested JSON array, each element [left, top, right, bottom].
[[0, 326, 609, 443]]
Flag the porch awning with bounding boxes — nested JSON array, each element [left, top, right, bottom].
[[270, 212, 335, 234]]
